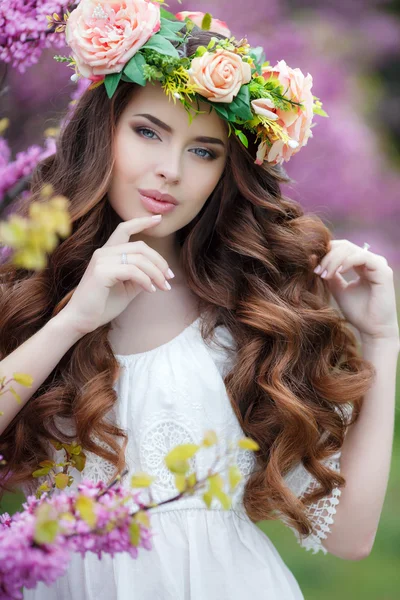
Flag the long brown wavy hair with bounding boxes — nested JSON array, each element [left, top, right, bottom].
[[0, 28, 375, 537]]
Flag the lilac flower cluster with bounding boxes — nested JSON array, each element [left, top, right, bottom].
[[0, 1, 74, 73], [0, 136, 56, 202], [0, 480, 152, 600]]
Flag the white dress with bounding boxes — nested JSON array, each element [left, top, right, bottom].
[[23, 316, 343, 600]]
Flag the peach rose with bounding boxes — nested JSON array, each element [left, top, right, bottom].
[[257, 59, 314, 164], [65, 0, 161, 80], [175, 11, 231, 37], [188, 49, 251, 104]]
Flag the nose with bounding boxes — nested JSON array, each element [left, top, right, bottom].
[[155, 150, 182, 185]]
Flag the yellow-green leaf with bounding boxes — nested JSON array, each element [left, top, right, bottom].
[[208, 473, 224, 494], [37, 482, 51, 495], [135, 510, 150, 528], [129, 521, 140, 547], [39, 460, 55, 468], [165, 443, 200, 462], [8, 386, 21, 404], [75, 495, 96, 528], [130, 472, 156, 488], [50, 439, 63, 450], [201, 13, 212, 30], [214, 488, 232, 510], [228, 465, 243, 492], [186, 472, 197, 488], [33, 503, 59, 544], [165, 444, 199, 473], [34, 518, 59, 544], [32, 467, 51, 478], [164, 458, 190, 475], [12, 372, 34, 387], [237, 437, 260, 451], [201, 430, 218, 447], [202, 491, 213, 509], [174, 473, 187, 492], [71, 453, 86, 472], [55, 472, 69, 490]]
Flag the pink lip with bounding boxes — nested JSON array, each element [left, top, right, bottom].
[[138, 188, 178, 205], [139, 191, 178, 215]]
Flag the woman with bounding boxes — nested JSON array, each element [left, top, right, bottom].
[[0, 3, 399, 599]]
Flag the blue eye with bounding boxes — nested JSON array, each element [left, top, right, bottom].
[[191, 148, 216, 160], [135, 127, 217, 160], [136, 127, 159, 139]]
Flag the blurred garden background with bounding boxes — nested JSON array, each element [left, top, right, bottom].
[[1, 1, 399, 598]]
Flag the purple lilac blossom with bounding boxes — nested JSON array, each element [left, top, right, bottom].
[[0, 1, 75, 73], [0, 481, 153, 599]]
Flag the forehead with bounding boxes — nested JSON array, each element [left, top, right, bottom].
[[123, 82, 228, 139]]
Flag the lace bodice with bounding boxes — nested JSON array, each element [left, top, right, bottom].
[[51, 317, 346, 555]]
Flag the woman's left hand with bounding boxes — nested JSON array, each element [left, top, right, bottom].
[[313, 240, 399, 342]]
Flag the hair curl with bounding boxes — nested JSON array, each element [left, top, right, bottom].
[[0, 29, 375, 537]]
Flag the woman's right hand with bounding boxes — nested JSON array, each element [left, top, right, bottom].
[[58, 214, 174, 335]]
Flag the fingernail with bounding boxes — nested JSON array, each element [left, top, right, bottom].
[[152, 214, 162, 220], [164, 280, 172, 290], [151, 284, 157, 292], [166, 268, 175, 279], [337, 265, 343, 273], [321, 269, 328, 278], [314, 265, 322, 274]]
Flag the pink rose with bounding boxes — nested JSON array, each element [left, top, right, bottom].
[[188, 49, 251, 104], [251, 98, 279, 121], [257, 59, 314, 164], [175, 11, 231, 37], [65, 0, 161, 81]]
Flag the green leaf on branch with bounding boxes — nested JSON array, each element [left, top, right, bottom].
[[71, 452, 86, 472], [228, 465, 243, 492], [34, 503, 59, 545], [12, 372, 34, 387], [130, 472, 156, 488], [104, 72, 122, 98], [76, 495, 96, 527], [32, 466, 51, 478], [123, 53, 147, 86], [165, 443, 200, 474], [129, 521, 141, 547], [237, 437, 260, 451], [55, 472, 69, 490], [8, 386, 21, 404], [203, 491, 213, 508]]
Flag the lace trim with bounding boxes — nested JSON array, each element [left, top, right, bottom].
[[283, 453, 342, 555]]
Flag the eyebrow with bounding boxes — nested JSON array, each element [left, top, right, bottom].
[[133, 113, 226, 148]]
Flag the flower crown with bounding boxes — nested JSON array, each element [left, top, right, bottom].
[[49, 1, 328, 166]]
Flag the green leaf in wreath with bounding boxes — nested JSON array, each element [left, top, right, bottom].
[[123, 53, 146, 86], [142, 34, 179, 59], [104, 71, 122, 98], [201, 13, 212, 31], [160, 17, 186, 33], [228, 85, 253, 120], [160, 7, 179, 21]]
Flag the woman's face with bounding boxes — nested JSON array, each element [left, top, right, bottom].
[[108, 82, 228, 236]]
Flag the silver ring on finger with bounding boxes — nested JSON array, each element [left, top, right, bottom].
[[121, 252, 128, 264]]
